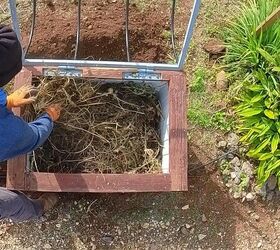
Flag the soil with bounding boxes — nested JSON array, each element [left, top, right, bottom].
[[21, 0, 192, 62]]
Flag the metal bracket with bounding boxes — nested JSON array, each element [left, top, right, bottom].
[[123, 69, 161, 80], [43, 66, 83, 77]]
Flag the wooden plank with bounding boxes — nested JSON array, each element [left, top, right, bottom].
[[25, 173, 171, 192], [167, 72, 188, 191], [256, 6, 280, 35], [6, 69, 32, 189]]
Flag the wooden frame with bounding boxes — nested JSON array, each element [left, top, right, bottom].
[[256, 6, 280, 35], [6, 67, 188, 193]]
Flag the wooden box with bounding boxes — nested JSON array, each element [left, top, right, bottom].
[[6, 66, 187, 192]]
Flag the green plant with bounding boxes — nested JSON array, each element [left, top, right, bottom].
[[190, 67, 207, 92], [236, 50, 280, 186], [224, 0, 280, 188], [223, 0, 280, 76]]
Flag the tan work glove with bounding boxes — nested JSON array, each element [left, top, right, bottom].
[[46, 104, 62, 122], [6, 85, 37, 109]]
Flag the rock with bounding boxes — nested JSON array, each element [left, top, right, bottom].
[[203, 39, 226, 55], [233, 192, 241, 199], [43, 244, 52, 249], [185, 223, 192, 229], [228, 133, 239, 147], [190, 228, 195, 234], [246, 193, 255, 202], [230, 157, 241, 167], [182, 205, 190, 210], [101, 235, 114, 244], [227, 153, 235, 160], [202, 214, 207, 223], [55, 224, 61, 229], [267, 175, 277, 191], [252, 213, 260, 221], [88, 25, 93, 30], [216, 71, 228, 91], [241, 161, 253, 177], [217, 141, 227, 149], [266, 192, 274, 201], [180, 226, 188, 235], [230, 172, 237, 179], [142, 223, 149, 229], [198, 234, 207, 241], [257, 242, 262, 248], [255, 185, 267, 197]]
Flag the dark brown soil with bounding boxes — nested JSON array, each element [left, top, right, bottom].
[[21, 0, 192, 62]]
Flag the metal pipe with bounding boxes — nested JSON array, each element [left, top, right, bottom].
[[74, 0, 81, 59], [23, 58, 179, 71], [25, 0, 37, 58], [178, 0, 201, 70], [125, 0, 130, 62], [8, 0, 24, 60], [170, 0, 177, 61]]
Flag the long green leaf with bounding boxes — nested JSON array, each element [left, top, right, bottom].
[[239, 108, 263, 117], [264, 109, 277, 119], [271, 133, 280, 153], [259, 153, 274, 161], [257, 48, 276, 65]]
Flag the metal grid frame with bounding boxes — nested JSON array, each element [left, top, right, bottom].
[[8, 0, 201, 71]]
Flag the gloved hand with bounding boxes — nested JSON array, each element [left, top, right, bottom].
[[6, 85, 37, 109], [46, 104, 61, 121]]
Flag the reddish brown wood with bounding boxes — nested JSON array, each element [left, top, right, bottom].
[[25, 173, 171, 192], [167, 72, 188, 191], [6, 69, 32, 190], [6, 67, 188, 192]]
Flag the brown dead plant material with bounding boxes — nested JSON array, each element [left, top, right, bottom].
[[24, 77, 162, 174]]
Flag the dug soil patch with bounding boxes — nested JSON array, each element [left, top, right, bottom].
[[21, 0, 193, 62]]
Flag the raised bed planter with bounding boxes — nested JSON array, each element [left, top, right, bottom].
[[6, 67, 187, 192]]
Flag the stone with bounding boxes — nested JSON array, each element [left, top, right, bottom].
[[142, 223, 149, 229], [228, 133, 239, 147], [233, 192, 241, 199], [198, 234, 207, 241], [246, 193, 255, 202], [241, 161, 253, 177], [267, 175, 277, 191], [252, 213, 260, 221], [230, 172, 237, 179], [180, 227, 188, 235], [203, 39, 226, 55], [216, 71, 228, 91], [255, 185, 267, 197], [257, 242, 262, 248], [43, 244, 52, 249], [185, 223, 192, 229], [190, 228, 195, 234], [202, 214, 207, 222], [266, 192, 274, 201], [217, 141, 227, 149], [101, 235, 114, 244], [182, 205, 190, 210], [230, 157, 241, 167]]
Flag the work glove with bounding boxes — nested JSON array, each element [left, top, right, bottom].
[[46, 104, 61, 122], [6, 85, 37, 109]]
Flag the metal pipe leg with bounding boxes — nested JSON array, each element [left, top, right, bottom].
[[25, 0, 37, 58], [170, 0, 177, 61], [125, 0, 130, 62], [74, 0, 81, 59]]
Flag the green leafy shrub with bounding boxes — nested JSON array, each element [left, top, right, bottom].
[[225, 0, 280, 188], [224, 0, 280, 77]]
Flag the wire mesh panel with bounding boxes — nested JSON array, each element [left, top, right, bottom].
[[8, 0, 200, 71]]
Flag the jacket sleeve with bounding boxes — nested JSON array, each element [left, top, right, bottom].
[[0, 89, 13, 118]]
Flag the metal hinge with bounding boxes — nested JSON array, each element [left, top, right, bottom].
[[43, 66, 83, 77], [123, 69, 161, 80]]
